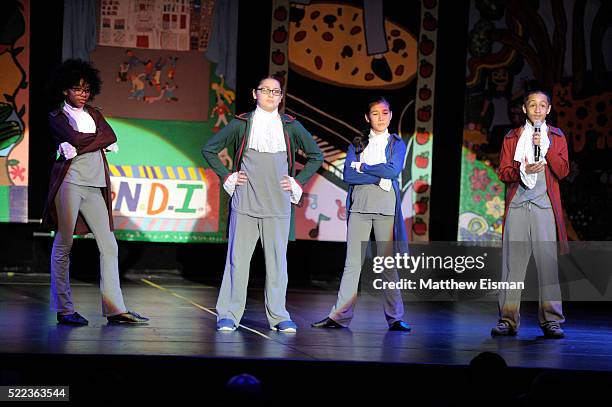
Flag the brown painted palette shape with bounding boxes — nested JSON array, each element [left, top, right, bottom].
[[288, 3, 417, 89]]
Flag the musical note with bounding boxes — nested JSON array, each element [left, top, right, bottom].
[[309, 213, 331, 239], [297, 192, 318, 209], [335, 199, 347, 220]]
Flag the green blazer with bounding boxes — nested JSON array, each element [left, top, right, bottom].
[[201, 110, 324, 240]]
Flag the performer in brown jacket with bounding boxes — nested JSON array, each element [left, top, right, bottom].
[[42, 59, 148, 325]]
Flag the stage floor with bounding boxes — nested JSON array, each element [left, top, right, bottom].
[[2, 272, 612, 372]]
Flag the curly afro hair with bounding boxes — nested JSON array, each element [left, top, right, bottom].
[[47, 59, 102, 108]]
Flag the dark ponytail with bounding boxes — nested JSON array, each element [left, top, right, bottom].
[[353, 133, 369, 155]]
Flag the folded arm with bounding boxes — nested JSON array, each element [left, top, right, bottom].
[[360, 139, 407, 179], [343, 144, 381, 185]]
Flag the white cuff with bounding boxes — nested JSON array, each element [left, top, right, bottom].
[[288, 177, 303, 205], [223, 172, 239, 196], [379, 178, 392, 191], [106, 142, 119, 153], [59, 142, 77, 159], [350, 161, 363, 173]]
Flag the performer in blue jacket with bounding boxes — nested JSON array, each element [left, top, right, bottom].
[[312, 97, 411, 331]]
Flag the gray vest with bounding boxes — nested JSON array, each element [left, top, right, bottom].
[[509, 171, 551, 208], [64, 150, 106, 187], [350, 184, 395, 215], [231, 148, 291, 218]]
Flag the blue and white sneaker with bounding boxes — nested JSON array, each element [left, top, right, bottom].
[[216, 318, 237, 331], [273, 320, 297, 333]]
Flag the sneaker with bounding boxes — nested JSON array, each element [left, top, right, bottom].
[[57, 312, 89, 326], [389, 321, 412, 332], [491, 320, 517, 336], [541, 321, 565, 339], [107, 311, 149, 324], [216, 318, 237, 332], [273, 320, 297, 333], [311, 317, 344, 328]]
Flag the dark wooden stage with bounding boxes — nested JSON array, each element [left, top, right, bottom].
[[1, 273, 611, 403]]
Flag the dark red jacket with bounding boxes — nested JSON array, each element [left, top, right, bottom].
[[42, 106, 117, 235], [498, 125, 569, 254]]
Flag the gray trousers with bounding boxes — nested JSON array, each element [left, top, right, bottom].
[[50, 182, 127, 317], [329, 212, 404, 327], [499, 202, 564, 329], [216, 211, 291, 328]]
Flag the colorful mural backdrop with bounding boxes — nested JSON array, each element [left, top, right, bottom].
[[0, 0, 29, 223], [268, 0, 438, 241], [103, 112, 226, 243], [459, 0, 612, 241], [99, 0, 215, 51], [91, 0, 233, 242], [91, 47, 210, 121]]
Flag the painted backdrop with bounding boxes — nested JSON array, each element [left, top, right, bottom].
[[0, 0, 29, 223], [459, 0, 612, 241], [91, 0, 233, 243], [268, 0, 439, 241]]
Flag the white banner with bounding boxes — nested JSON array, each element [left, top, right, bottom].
[[110, 176, 208, 219]]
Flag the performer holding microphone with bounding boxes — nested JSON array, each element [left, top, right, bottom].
[[491, 89, 569, 338]]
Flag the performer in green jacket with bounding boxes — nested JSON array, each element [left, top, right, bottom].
[[202, 77, 323, 333]]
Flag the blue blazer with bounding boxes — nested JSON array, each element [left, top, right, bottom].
[[343, 133, 409, 253]]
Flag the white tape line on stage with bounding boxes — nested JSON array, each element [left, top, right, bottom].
[[140, 278, 273, 340]]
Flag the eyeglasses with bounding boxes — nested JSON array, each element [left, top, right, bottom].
[[69, 87, 91, 95], [256, 87, 283, 96]]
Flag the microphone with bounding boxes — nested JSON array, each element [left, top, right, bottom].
[[533, 120, 542, 162]]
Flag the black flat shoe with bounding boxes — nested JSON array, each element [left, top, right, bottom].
[[491, 320, 517, 336], [389, 321, 412, 332], [371, 56, 393, 82], [311, 317, 344, 328], [541, 321, 565, 339], [107, 311, 149, 324], [57, 312, 89, 326]]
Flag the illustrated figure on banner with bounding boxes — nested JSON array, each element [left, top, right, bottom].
[[119, 50, 180, 104], [210, 77, 234, 133], [209, 78, 235, 166], [211, 97, 231, 132], [211, 76, 235, 105]]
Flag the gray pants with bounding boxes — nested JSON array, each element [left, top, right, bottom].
[[216, 211, 291, 328], [329, 212, 404, 327], [50, 182, 127, 317], [499, 202, 564, 329]]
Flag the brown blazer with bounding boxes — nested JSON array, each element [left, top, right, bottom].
[[41, 106, 117, 235]]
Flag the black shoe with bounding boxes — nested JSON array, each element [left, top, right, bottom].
[[541, 321, 565, 338], [389, 321, 412, 332], [311, 317, 344, 328], [107, 311, 149, 324], [371, 56, 393, 82], [57, 312, 89, 326], [491, 320, 517, 336]]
